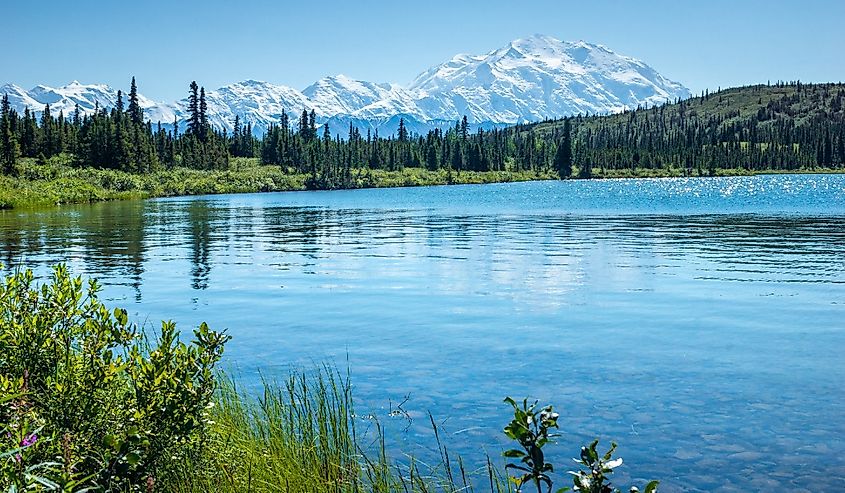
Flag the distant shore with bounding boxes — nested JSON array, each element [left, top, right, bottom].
[[1, 155, 841, 211]]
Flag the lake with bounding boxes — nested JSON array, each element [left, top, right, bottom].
[[2, 175, 844, 492]]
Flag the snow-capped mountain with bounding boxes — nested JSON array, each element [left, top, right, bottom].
[[2, 35, 690, 137], [0, 80, 177, 122], [408, 34, 690, 122]]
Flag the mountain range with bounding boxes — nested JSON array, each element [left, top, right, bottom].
[[1, 34, 691, 138]]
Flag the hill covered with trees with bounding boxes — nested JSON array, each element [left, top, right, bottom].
[[529, 81, 845, 177]]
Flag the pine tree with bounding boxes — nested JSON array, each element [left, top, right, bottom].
[[299, 109, 310, 140], [128, 76, 143, 125], [39, 104, 54, 157], [231, 115, 241, 156], [199, 87, 208, 141], [0, 94, 19, 174], [188, 81, 200, 137], [115, 90, 125, 114], [554, 118, 573, 178], [308, 110, 316, 139], [397, 118, 408, 142]]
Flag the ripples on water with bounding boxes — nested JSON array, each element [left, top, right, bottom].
[[1, 175, 844, 492]]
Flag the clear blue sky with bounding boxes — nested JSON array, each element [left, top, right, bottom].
[[4, 0, 844, 101]]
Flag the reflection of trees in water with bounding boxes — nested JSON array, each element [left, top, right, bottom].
[[0, 201, 148, 300], [597, 215, 845, 269], [187, 201, 214, 291], [1, 201, 843, 299], [80, 201, 147, 301], [260, 208, 365, 259]]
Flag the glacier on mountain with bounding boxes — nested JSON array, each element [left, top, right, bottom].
[[2, 35, 690, 138]]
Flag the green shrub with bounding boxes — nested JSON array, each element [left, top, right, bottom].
[[502, 397, 658, 493], [0, 265, 229, 491]]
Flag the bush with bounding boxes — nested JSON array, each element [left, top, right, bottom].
[[0, 265, 229, 491]]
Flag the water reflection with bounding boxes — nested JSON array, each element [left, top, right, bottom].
[[0, 178, 843, 493], [187, 201, 214, 291]]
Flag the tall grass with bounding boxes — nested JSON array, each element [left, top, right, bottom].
[[159, 369, 511, 493]]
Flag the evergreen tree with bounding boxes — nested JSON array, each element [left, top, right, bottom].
[[39, 104, 54, 157], [299, 109, 310, 140], [199, 87, 208, 141], [0, 94, 19, 174], [188, 81, 200, 137], [397, 118, 408, 142], [128, 76, 143, 125], [554, 118, 573, 178]]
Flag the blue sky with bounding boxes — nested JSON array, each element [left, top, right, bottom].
[[4, 0, 843, 101]]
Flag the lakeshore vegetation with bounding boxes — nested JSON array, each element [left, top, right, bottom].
[[0, 79, 844, 209], [0, 265, 658, 492]]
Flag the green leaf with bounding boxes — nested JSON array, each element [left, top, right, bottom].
[[125, 451, 141, 466], [503, 449, 526, 458], [644, 480, 660, 493]]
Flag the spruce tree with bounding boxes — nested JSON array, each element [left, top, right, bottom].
[[554, 118, 573, 178], [308, 110, 316, 139], [128, 76, 143, 125], [39, 104, 54, 157], [0, 94, 19, 174], [299, 109, 310, 140], [199, 87, 208, 141], [232, 115, 241, 152], [188, 81, 200, 137], [397, 117, 408, 142]]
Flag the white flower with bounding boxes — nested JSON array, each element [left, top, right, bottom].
[[605, 458, 623, 469]]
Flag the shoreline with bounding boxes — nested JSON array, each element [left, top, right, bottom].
[[2, 156, 842, 211]]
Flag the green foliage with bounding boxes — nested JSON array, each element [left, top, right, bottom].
[[502, 398, 658, 493], [502, 398, 560, 493], [554, 119, 573, 179], [0, 157, 553, 210], [565, 440, 658, 493], [0, 265, 229, 491], [533, 82, 845, 174]]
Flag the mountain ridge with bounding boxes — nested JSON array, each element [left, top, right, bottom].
[[2, 35, 690, 137]]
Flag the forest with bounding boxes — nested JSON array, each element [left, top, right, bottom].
[[1, 79, 843, 194]]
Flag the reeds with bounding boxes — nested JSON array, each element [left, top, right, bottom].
[[160, 368, 512, 493]]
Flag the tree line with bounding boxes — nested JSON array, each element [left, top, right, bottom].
[[0, 77, 230, 175], [2, 79, 844, 186], [548, 81, 845, 177]]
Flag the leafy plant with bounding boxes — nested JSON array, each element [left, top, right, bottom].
[[502, 398, 659, 493], [0, 265, 229, 491], [502, 397, 560, 493], [565, 440, 658, 493]]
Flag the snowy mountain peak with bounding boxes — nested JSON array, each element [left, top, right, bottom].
[[4, 35, 690, 137]]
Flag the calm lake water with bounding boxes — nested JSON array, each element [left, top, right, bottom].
[[2, 175, 845, 492]]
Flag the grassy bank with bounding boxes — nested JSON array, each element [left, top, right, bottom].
[[2, 155, 841, 211], [0, 156, 555, 210]]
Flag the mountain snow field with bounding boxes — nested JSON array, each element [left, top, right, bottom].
[[2, 35, 690, 137]]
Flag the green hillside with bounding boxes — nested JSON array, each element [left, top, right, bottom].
[[523, 82, 845, 177]]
